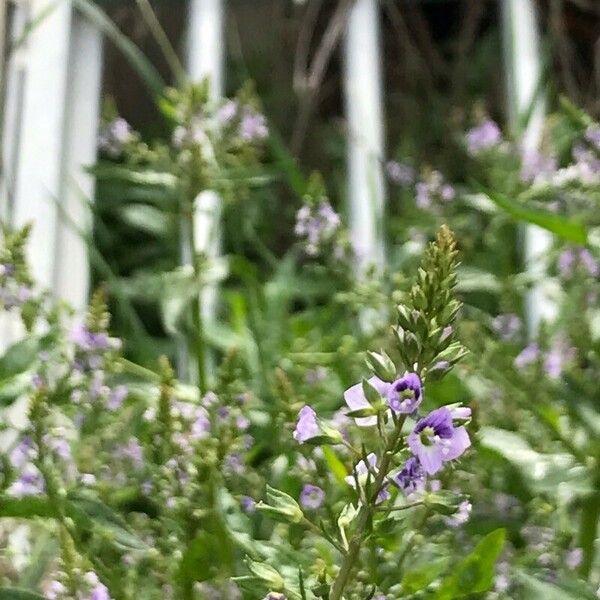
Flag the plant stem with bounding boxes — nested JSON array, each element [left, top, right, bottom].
[[578, 487, 600, 579], [329, 417, 406, 600]]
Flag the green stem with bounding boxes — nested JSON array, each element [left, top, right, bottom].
[[329, 416, 406, 600], [578, 488, 600, 579]]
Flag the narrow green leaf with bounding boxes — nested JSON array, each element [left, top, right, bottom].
[[435, 529, 506, 599], [73, 0, 165, 97], [479, 186, 587, 244], [0, 589, 46, 600], [322, 447, 347, 485]]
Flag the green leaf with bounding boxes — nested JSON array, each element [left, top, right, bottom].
[[480, 186, 587, 244], [119, 204, 171, 237], [0, 589, 46, 600], [515, 571, 598, 600], [361, 378, 383, 406], [0, 338, 40, 382], [402, 557, 450, 594], [479, 427, 591, 496], [434, 529, 506, 599], [322, 447, 347, 485], [0, 496, 56, 519]]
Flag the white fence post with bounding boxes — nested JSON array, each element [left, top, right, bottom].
[[0, 0, 72, 349], [343, 0, 385, 273], [183, 0, 225, 381], [502, 0, 555, 336], [53, 12, 103, 313]]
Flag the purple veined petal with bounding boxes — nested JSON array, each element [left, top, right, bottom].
[[343, 376, 390, 427], [387, 372, 422, 414], [300, 484, 325, 510], [411, 443, 444, 475], [293, 405, 320, 442], [441, 426, 471, 461]]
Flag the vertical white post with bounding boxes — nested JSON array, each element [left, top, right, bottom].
[[54, 13, 103, 313], [502, 0, 555, 335], [10, 0, 72, 290], [343, 0, 385, 272], [183, 0, 225, 381]]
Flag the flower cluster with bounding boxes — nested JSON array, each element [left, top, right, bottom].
[[98, 117, 135, 157], [0, 225, 34, 315], [68, 291, 125, 413], [281, 227, 473, 598], [465, 118, 503, 156], [294, 200, 342, 257], [415, 170, 456, 209]]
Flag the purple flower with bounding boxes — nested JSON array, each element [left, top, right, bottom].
[[391, 457, 426, 497], [415, 182, 431, 209], [295, 201, 341, 256], [263, 594, 286, 600], [46, 580, 66, 600], [559, 247, 599, 279], [565, 547, 583, 570], [492, 313, 521, 341], [118, 438, 144, 469], [240, 495, 256, 513], [544, 337, 575, 379], [107, 385, 127, 411], [217, 99, 238, 124], [224, 453, 245, 475], [520, 148, 557, 183], [98, 117, 132, 157], [514, 343, 539, 369], [444, 499, 472, 527], [386, 160, 415, 186], [387, 372, 422, 414], [9, 436, 37, 468], [344, 376, 390, 427], [585, 125, 600, 151], [466, 119, 502, 155], [240, 109, 268, 141], [293, 405, 319, 443], [299, 484, 325, 510], [8, 464, 45, 497], [407, 407, 471, 475]]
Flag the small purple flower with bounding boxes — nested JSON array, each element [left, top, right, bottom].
[[240, 109, 268, 141], [585, 125, 600, 151], [386, 160, 415, 186], [407, 407, 471, 475], [299, 484, 325, 510], [9, 436, 37, 468], [387, 372, 422, 414], [118, 438, 144, 469], [107, 385, 127, 411], [240, 495, 256, 513], [544, 337, 575, 379], [444, 499, 472, 527], [217, 99, 238, 124], [466, 119, 502, 155], [8, 464, 45, 497], [565, 547, 583, 570], [98, 117, 132, 157], [415, 182, 431, 209], [492, 313, 521, 342], [293, 405, 319, 443], [514, 343, 539, 369], [262, 594, 286, 600], [295, 201, 341, 256], [521, 148, 556, 183], [344, 376, 390, 427], [191, 409, 211, 440], [224, 453, 245, 476], [440, 184, 456, 202], [46, 580, 66, 600], [391, 456, 426, 497]]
